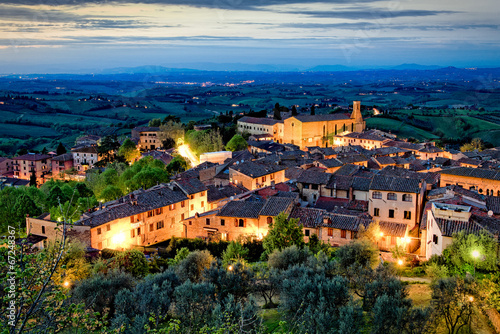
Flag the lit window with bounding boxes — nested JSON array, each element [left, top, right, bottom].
[[387, 193, 397, 201], [372, 191, 382, 199], [341, 230, 347, 239]]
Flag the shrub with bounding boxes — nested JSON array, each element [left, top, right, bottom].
[[268, 245, 311, 270], [176, 250, 215, 282]]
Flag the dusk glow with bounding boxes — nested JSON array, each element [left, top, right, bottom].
[[0, 0, 498, 73]]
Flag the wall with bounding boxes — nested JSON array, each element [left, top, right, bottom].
[[26, 217, 90, 248], [369, 190, 419, 228], [440, 174, 500, 197], [185, 215, 266, 241], [229, 169, 285, 191]]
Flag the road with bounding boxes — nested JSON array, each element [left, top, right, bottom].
[[177, 144, 200, 167]]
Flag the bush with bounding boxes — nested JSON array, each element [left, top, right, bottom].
[[222, 241, 249, 266], [114, 249, 149, 278], [176, 250, 215, 282], [336, 240, 378, 271], [425, 262, 449, 279], [268, 245, 311, 270]]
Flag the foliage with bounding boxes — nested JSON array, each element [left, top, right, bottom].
[[336, 240, 378, 271], [478, 272, 500, 311], [364, 277, 408, 311], [307, 233, 331, 255], [222, 241, 249, 266], [112, 269, 180, 332], [252, 263, 280, 308], [52, 241, 91, 285], [442, 230, 498, 273], [424, 262, 449, 280], [72, 270, 136, 319], [262, 212, 304, 258], [56, 142, 67, 155], [119, 138, 141, 163], [431, 276, 477, 334], [357, 221, 382, 245], [114, 249, 150, 278], [168, 247, 190, 266], [279, 265, 357, 334], [166, 156, 188, 174], [185, 129, 224, 156], [460, 138, 484, 152], [99, 185, 123, 202], [202, 260, 253, 303], [98, 135, 121, 165], [173, 280, 217, 331], [175, 250, 215, 282], [391, 244, 406, 260], [267, 245, 311, 270], [225, 134, 248, 152], [158, 121, 185, 148]]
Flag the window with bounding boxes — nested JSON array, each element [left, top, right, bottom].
[[387, 193, 397, 201], [433, 234, 439, 244], [181, 201, 185, 208], [372, 191, 382, 199], [341, 230, 347, 239], [374, 208, 380, 217], [130, 229, 135, 238], [206, 218, 210, 225], [267, 217, 273, 225], [221, 219, 225, 226], [262, 176, 266, 183], [402, 194, 412, 202], [147, 210, 153, 218], [311, 184, 318, 190], [190, 204, 194, 211], [156, 220, 164, 229], [149, 223, 154, 232], [238, 219, 245, 227], [389, 209, 395, 218], [171, 217, 175, 226], [106, 224, 110, 231], [328, 228, 333, 236], [189, 221, 192, 225], [156, 208, 163, 215], [201, 201, 204, 208], [351, 231, 357, 239], [404, 211, 411, 220], [201, 191, 205, 196], [190, 195, 194, 200], [137, 227, 141, 235], [181, 213, 185, 220], [169, 204, 175, 211], [42, 226, 45, 234], [270, 173, 274, 180], [305, 229, 310, 237], [97, 227, 101, 235]]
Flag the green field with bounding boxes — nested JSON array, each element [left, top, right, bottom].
[[366, 117, 439, 141], [0, 123, 60, 138]]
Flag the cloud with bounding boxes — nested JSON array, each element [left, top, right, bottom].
[[0, 0, 385, 10], [278, 22, 499, 31], [279, 9, 458, 20]]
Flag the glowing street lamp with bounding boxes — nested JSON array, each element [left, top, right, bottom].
[[398, 259, 403, 266], [63, 281, 70, 288], [227, 265, 233, 272]]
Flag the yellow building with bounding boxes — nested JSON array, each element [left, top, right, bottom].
[[439, 167, 500, 197], [283, 101, 365, 150]]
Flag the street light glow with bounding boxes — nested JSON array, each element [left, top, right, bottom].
[[63, 281, 70, 287], [379, 232, 384, 237], [472, 250, 480, 259], [398, 259, 403, 266], [112, 233, 125, 245]]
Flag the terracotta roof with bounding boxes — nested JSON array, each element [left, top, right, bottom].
[[373, 156, 396, 166], [72, 146, 98, 154], [369, 147, 409, 157], [291, 113, 351, 123], [207, 184, 246, 202], [440, 167, 500, 181], [337, 154, 369, 164], [378, 221, 407, 238], [78, 184, 188, 227], [216, 201, 265, 219], [0, 157, 11, 163], [133, 126, 160, 132], [325, 175, 352, 190], [230, 161, 287, 178], [370, 175, 421, 193], [297, 170, 331, 185], [317, 158, 343, 169], [334, 164, 359, 176], [314, 197, 349, 211], [247, 141, 284, 153], [14, 153, 51, 161], [351, 176, 372, 191], [419, 146, 444, 153], [457, 158, 483, 166], [174, 178, 208, 195], [322, 213, 360, 231], [486, 196, 500, 215], [142, 151, 174, 165], [383, 140, 424, 151], [378, 166, 440, 185], [0, 177, 30, 187], [238, 116, 282, 126], [259, 197, 295, 216], [52, 153, 73, 162], [342, 131, 388, 142], [289, 206, 324, 228]]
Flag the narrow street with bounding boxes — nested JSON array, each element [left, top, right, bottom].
[[177, 144, 199, 167]]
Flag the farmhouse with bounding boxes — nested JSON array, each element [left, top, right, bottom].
[[72, 146, 100, 172], [132, 126, 161, 151], [13, 153, 52, 184]]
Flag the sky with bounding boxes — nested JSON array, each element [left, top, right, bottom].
[[0, 0, 499, 73]]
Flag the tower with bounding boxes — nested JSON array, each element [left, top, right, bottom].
[[350, 101, 365, 132]]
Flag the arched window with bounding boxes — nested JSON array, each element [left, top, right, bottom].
[[372, 191, 382, 199], [267, 217, 273, 225], [387, 193, 397, 201], [402, 194, 412, 202], [239, 219, 245, 227]]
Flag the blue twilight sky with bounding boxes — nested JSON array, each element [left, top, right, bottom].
[[0, 0, 498, 73]]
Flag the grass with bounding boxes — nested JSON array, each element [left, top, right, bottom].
[[260, 308, 281, 333], [366, 117, 439, 141], [0, 123, 60, 138], [407, 283, 432, 307]]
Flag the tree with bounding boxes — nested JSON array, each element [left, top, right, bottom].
[[166, 156, 188, 174], [162, 115, 181, 124], [173, 280, 216, 331], [118, 138, 140, 163], [114, 249, 149, 278], [262, 212, 304, 257], [99, 185, 123, 202], [175, 250, 215, 282], [460, 138, 484, 152], [431, 276, 476, 334], [158, 121, 184, 149], [148, 118, 162, 127], [29, 169, 37, 187], [310, 105, 315, 115], [13, 193, 41, 226], [267, 245, 311, 270], [97, 135, 120, 165], [442, 230, 498, 272], [202, 260, 253, 303], [225, 134, 248, 152], [273, 103, 281, 120], [291, 105, 298, 116], [336, 240, 378, 271], [56, 142, 67, 155], [222, 241, 249, 266]]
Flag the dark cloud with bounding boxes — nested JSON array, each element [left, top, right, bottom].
[[278, 22, 499, 31], [0, 0, 385, 10], [279, 9, 458, 20]]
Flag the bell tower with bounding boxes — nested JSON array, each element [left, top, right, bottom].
[[350, 101, 365, 132]]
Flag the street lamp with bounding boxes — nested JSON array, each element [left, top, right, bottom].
[[228, 265, 233, 272], [378, 232, 384, 250]]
